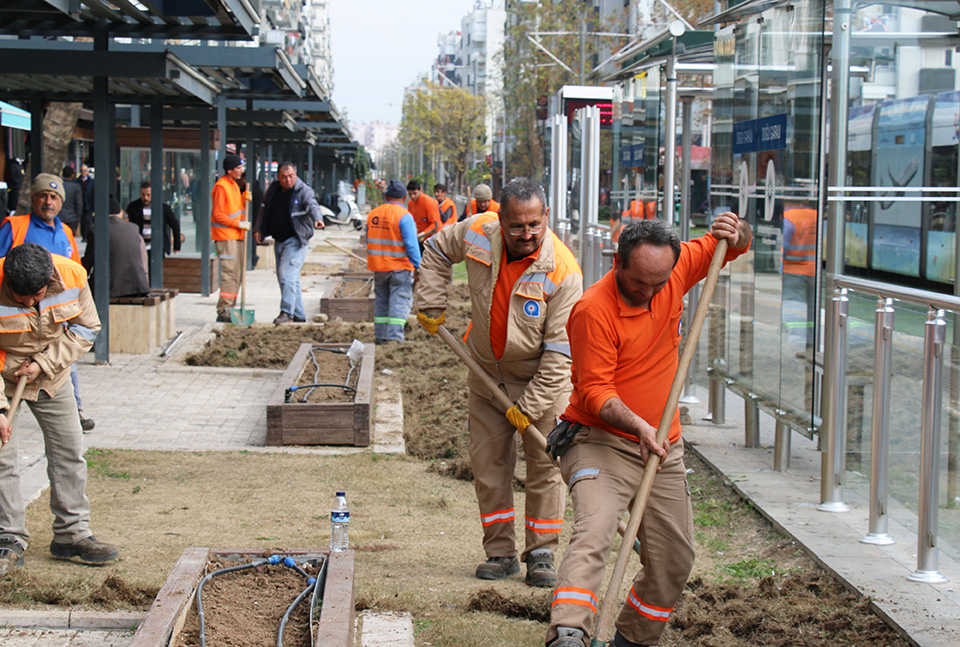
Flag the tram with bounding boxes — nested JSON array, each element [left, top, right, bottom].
[[844, 90, 960, 291]]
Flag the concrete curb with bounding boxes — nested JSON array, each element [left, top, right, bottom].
[[0, 610, 145, 630]]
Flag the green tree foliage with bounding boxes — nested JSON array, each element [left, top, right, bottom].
[[502, 2, 627, 181], [398, 81, 487, 194], [353, 145, 372, 181]]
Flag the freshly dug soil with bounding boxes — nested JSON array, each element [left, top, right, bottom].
[[293, 348, 357, 403], [173, 559, 322, 647], [185, 322, 374, 369], [334, 277, 373, 298]]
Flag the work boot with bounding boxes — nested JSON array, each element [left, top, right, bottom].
[[78, 409, 95, 433], [273, 312, 292, 324], [548, 627, 585, 647], [612, 629, 645, 647], [50, 536, 119, 564], [216, 311, 232, 323], [524, 550, 557, 588], [0, 535, 24, 574], [292, 315, 306, 323], [475, 555, 519, 580]]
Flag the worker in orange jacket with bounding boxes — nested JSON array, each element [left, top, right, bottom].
[[782, 204, 818, 346], [434, 183, 458, 227], [546, 215, 752, 647], [462, 183, 500, 220], [211, 154, 251, 323], [406, 180, 442, 246]]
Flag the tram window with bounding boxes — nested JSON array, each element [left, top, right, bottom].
[[946, 49, 952, 67], [895, 135, 905, 145]]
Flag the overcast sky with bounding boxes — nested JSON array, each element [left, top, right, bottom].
[[329, 0, 480, 126]]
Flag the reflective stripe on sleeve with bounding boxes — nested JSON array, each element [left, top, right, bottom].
[[543, 342, 571, 357], [426, 237, 453, 265], [65, 322, 97, 342], [464, 228, 491, 253], [627, 589, 672, 622]]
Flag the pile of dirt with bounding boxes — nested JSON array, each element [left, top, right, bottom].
[[378, 283, 475, 480], [185, 322, 374, 369], [173, 560, 321, 647]]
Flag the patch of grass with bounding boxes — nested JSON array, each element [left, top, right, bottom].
[[693, 497, 735, 527], [85, 449, 130, 480], [719, 558, 777, 581], [452, 261, 468, 282]]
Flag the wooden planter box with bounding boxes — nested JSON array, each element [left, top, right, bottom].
[[266, 342, 375, 446], [108, 289, 178, 354], [163, 255, 219, 294], [128, 548, 355, 647], [319, 274, 375, 322]]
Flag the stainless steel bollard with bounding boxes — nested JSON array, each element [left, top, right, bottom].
[[819, 287, 851, 512], [744, 392, 760, 448], [774, 410, 791, 472], [909, 308, 948, 583], [862, 297, 895, 546]]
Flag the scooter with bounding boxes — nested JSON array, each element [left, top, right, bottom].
[[321, 192, 363, 230]]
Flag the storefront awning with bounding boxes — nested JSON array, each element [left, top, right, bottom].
[[0, 100, 30, 130]]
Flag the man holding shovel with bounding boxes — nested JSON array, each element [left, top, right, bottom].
[[212, 154, 251, 323], [416, 178, 582, 588], [546, 214, 751, 647], [0, 243, 116, 574]]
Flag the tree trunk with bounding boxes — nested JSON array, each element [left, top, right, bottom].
[[17, 101, 83, 213]]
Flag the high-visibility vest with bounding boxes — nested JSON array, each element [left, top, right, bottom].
[[7, 215, 80, 264], [439, 197, 457, 226], [211, 175, 246, 242], [644, 200, 656, 219], [366, 202, 415, 272], [783, 207, 818, 276], [466, 198, 500, 218]]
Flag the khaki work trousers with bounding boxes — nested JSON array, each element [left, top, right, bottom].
[[548, 428, 694, 646], [468, 381, 566, 562], [215, 238, 243, 314]]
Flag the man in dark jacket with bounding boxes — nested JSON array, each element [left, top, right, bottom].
[[59, 167, 84, 236], [81, 198, 149, 298], [253, 162, 324, 324], [125, 181, 182, 258], [77, 164, 94, 241]]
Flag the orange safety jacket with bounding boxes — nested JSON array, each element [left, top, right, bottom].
[[783, 207, 817, 277], [465, 198, 500, 218], [211, 175, 247, 242], [366, 202, 416, 272], [6, 215, 81, 264], [438, 197, 457, 227]]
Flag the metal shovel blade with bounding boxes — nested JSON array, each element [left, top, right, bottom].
[[229, 307, 255, 327]]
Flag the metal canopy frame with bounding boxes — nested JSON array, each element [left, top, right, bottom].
[[0, 0, 261, 39]]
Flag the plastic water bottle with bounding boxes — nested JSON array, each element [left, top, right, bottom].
[[330, 491, 350, 552]]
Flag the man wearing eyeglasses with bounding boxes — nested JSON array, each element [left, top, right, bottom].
[[416, 178, 582, 589]]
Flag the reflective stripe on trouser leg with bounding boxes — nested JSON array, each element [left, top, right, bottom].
[[373, 270, 413, 341], [614, 440, 693, 645], [517, 394, 566, 562], [275, 237, 308, 319], [215, 239, 243, 313], [468, 382, 565, 560], [547, 425, 636, 644], [29, 383, 92, 545]]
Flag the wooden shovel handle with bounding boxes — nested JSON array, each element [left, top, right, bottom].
[[0, 374, 29, 452], [326, 238, 366, 263], [592, 239, 728, 644]]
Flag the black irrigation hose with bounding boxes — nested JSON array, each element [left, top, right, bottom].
[[197, 555, 317, 647], [277, 579, 317, 647], [304, 347, 349, 402]]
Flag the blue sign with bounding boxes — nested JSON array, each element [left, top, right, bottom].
[[632, 143, 644, 166], [732, 114, 788, 154], [621, 147, 632, 166]]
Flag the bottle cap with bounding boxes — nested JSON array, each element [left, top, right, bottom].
[[336, 491, 345, 496]]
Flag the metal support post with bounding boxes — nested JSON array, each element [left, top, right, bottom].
[[662, 50, 678, 223], [199, 113, 211, 297], [819, 287, 851, 512], [578, 106, 600, 271], [862, 298, 895, 545], [744, 393, 760, 448], [909, 309, 948, 583], [92, 76, 110, 363], [149, 100, 164, 289], [774, 410, 791, 472], [680, 282, 701, 403], [550, 114, 568, 230]]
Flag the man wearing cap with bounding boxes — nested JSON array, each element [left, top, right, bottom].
[[81, 198, 149, 299], [211, 154, 252, 323], [462, 183, 500, 221], [365, 179, 420, 343], [0, 174, 93, 432], [0, 243, 117, 575]]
